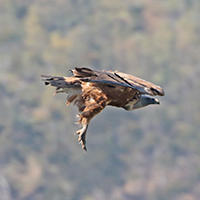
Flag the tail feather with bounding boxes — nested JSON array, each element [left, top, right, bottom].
[[41, 75, 81, 88]]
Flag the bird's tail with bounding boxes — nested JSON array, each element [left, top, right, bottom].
[[41, 75, 82, 94]]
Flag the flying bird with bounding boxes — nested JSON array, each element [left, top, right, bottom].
[[41, 67, 164, 151]]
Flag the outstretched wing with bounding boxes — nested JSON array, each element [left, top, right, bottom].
[[71, 67, 165, 96]]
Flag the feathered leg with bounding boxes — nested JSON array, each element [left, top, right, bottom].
[[75, 97, 107, 152]]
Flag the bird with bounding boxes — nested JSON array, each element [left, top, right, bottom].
[[41, 67, 164, 151]]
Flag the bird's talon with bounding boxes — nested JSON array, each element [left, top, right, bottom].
[[76, 130, 81, 135], [75, 124, 88, 150], [83, 145, 87, 152], [74, 132, 78, 136]]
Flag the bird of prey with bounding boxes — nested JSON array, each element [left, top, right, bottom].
[[41, 67, 164, 151]]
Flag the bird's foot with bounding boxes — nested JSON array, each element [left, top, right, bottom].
[[75, 124, 88, 152]]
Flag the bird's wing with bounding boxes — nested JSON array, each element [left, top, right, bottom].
[[113, 71, 165, 96], [71, 67, 165, 96]]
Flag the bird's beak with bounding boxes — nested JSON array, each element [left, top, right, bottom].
[[155, 98, 160, 104]]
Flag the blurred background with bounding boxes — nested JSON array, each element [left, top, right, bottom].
[[0, 0, 200, 200]]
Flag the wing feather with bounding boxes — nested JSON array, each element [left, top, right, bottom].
[[70, 68, 164, 96], [114, 72, 165, 96]]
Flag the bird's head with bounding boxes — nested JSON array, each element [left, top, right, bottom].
[[123, 95, 160, 111]]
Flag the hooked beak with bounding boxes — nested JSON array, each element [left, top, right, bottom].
[[155, 98, 160, 104]]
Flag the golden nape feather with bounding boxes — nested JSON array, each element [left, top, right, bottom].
[[41, 67, 165, 151]]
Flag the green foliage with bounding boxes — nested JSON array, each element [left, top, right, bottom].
[[0, 0, 200, 199]]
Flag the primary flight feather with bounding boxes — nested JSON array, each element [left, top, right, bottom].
[[41, 67, 164, 151]]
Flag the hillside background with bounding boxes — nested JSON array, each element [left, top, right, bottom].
[[0, 0, 200, 200]]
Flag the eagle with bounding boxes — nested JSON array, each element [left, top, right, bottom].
[[42, 67, 164, 151]]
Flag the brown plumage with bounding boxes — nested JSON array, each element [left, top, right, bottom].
[[41, 67, 164, 151]]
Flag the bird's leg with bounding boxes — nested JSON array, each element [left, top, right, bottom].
[[76, 122, 88, 152], [75, 95, 107, 151]]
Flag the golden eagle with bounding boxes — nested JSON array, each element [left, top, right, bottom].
[[42, 67, 164, 151]]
